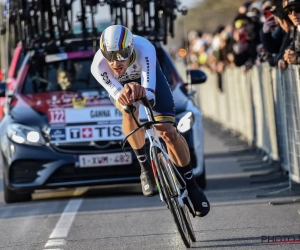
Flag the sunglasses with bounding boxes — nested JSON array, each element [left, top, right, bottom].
[[285, 6, 300, 15], [101, 46, 133, 62]]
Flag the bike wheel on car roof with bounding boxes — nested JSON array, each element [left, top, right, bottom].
[[151, 147, 192, 248]]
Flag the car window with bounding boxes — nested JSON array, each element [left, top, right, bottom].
[[22, 57, 107, 97]]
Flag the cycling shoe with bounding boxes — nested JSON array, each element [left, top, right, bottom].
[[187, 186, 210, 217], [140, 171, 158, 197]]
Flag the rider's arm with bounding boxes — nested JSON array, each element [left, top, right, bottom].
[[139, 38, 157, 105], [91, 50, 124, 100]]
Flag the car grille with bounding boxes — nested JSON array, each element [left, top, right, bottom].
[[51, 141, 130, 154], [46, 161, 141, 184], [10, 160, 49, 183]]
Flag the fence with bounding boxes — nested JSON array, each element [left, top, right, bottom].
[[191, 64, 300, 184]]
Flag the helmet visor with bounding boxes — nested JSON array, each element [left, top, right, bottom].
[[101, 46, 133, 62]]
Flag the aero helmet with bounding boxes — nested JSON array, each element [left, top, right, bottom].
[[100, 25, 134, 62]]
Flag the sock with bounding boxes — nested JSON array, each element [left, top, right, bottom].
[[133, 146, 152, 173], [175, 163, 199, 189]]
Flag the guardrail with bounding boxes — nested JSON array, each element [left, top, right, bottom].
[[191, 64, 300, 184]]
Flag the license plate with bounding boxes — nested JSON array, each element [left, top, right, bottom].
[[77, 152, 132, 168]]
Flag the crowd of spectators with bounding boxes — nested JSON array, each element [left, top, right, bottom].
[[185, 0, 300, 74]]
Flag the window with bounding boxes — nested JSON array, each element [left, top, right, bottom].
[[22, 57, 107, 97]]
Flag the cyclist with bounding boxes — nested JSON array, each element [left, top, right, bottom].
[[91, 25, 210, 217]]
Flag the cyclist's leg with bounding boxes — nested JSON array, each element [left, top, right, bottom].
[[111, 97, 157, 196], [153, 60, 210, 217]]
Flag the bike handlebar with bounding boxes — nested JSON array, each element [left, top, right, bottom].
[[120, 96, 176, 151], [123, 97, 155, 114]]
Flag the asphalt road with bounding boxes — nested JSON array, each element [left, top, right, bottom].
[[1, 120, 300, 250]]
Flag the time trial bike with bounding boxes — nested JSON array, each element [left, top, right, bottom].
[[120, 97, 196, 248]]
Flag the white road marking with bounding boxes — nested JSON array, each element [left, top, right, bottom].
[[45, 239, 66, 247], [49, 199, 83, 239], [44, 199, 83, 249]]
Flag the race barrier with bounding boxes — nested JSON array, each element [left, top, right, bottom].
[[192, 64, 300, 184]]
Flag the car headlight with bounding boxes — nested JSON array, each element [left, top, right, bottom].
[[176, 111, 194, 133], [7, 123, 46, 146]]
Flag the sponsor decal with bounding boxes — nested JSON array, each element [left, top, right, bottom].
[[91, 108, 122, 118], [63, 106, 123, 123], [72, 96, 86, 108], [70, 128, 80, 139], [101, 72, 121, 96], [48, 108, 66, 124], [130, 73, 140, 79], [90, 109, 111, 118], [118, 72, 129, 82], [129, 64, 141, 79], [95, 126, 122, 137], [50, 128, 66, 141], [101, 72, 114, 89], [64, 125, 123, 142], [145, 57, 150, 83], [82, 127, 93, 138]]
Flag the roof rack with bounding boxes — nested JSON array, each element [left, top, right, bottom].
[[1, 0, 188, 52]]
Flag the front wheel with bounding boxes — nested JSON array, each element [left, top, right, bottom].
[[151, 147, 193, 248], [3, 177, 32, 203]]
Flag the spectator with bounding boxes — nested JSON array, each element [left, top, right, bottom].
[[259, 0, 290, 66], [247, 1, 263, 23], [270, 1, 293, 69], [282, 0, 300, 65], [187, 30, 204, 69], [232, 14, 261, 71], [239, 1, 253, 14], [181, 0, 300, 72]]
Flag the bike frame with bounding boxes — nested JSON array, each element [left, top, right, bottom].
[[143, 105, 187, 204], [121, 100, 191, 209]]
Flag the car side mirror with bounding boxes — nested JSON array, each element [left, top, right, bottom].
[[186, 69, 207, 84], [0, 82, 6, 97]]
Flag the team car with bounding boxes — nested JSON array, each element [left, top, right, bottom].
[[0, 0, 207, 203]]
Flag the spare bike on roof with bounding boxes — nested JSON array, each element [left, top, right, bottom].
[[1, 0, 188, 55]]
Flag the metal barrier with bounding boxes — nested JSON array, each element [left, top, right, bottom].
[[192, 64, 300, 182], [281, 67, 300, 182]]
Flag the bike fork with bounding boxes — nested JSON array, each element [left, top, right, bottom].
[[151, 160, 164, 202]]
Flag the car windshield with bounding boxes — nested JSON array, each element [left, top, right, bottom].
[[22, 57, 108, 98]]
